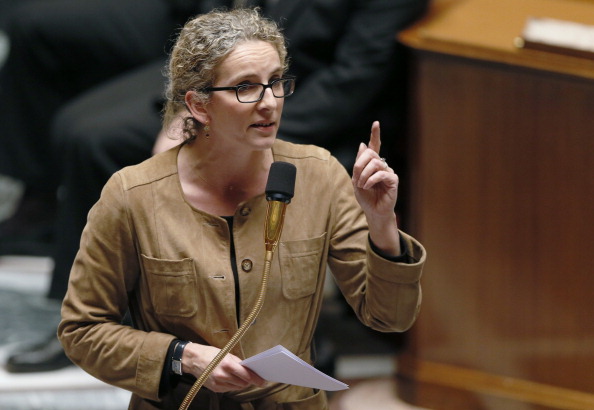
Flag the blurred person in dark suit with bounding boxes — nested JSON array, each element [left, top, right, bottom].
[[3, 0, 428, 373], [0, 0, 190, 256], [0, 0, 207, 372]]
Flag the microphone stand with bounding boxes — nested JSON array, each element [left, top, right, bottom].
[[179, 197, 288, 410]]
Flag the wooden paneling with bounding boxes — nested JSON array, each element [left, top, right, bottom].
[[397, 0, 594, 407]]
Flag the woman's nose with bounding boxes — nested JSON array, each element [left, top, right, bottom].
[[257, 87, 278, 109]]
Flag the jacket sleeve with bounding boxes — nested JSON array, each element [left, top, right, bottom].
[[58, 173, 175, 401], [326, 156, 425, 332]]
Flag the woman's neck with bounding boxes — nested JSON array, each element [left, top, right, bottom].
[[177, 140, 274, 214]]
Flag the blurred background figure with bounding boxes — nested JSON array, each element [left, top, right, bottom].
[[0, 0, 200, 373], [0, 1, 34, 228], [0, 0, 429, 374], [0, 0, 188, 258]]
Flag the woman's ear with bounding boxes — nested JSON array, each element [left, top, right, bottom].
[[185, 90, 209, 125]]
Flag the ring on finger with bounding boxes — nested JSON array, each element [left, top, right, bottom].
[[380, 157, 388, 169]]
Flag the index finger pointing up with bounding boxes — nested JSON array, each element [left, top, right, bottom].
[[368, 121, 381, 154]]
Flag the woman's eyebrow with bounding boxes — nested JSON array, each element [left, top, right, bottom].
[[225, 67, 284, 84]]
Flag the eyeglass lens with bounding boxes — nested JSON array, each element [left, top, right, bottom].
[[237, 79, 294, 103]]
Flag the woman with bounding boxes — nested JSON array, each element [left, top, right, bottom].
[[58, 8, 426, 410]]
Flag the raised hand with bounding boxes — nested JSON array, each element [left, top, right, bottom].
[[351, 121, 401, 257], [352, 121, 399, 218]]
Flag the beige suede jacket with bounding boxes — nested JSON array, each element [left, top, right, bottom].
[[58, 139, 426, 409]]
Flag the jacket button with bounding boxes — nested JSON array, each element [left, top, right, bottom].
[[240, 207, 251, 216], [241, 259, 253, 272]]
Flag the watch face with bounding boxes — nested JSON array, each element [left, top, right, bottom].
[[172, 360, 183, 375]]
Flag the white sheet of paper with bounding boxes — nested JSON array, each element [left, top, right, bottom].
[[522, 17, 594, 52], [240, 345, 349, 391]]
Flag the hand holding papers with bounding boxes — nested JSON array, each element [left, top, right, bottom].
[[241, 345, 349, 391]]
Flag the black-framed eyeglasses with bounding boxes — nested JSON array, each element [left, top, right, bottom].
[[202, 76, 295, 103]]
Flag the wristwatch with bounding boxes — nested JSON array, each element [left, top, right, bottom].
[[172, 341, 189, 376]]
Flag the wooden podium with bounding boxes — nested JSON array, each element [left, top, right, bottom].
[[396, 0, 594, 408]]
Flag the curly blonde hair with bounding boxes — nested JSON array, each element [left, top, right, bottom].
[[163, 7, 288, 142]]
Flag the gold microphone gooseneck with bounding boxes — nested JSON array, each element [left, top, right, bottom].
[[179, 161, 296, 410]]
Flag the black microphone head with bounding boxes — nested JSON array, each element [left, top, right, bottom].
[[265, 161, 296, 202]]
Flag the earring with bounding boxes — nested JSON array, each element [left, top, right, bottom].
[[204, 123, 210, 138]]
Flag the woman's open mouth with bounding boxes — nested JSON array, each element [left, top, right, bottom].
[[251, 122, 275, 128]]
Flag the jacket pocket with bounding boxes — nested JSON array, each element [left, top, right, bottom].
[[141, 254, 198, 317], [278, 233, 326, 300]]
